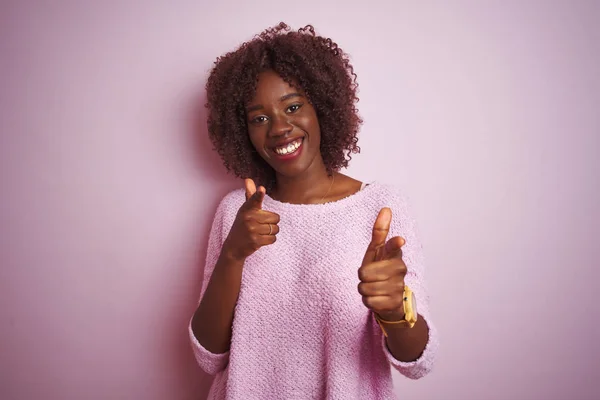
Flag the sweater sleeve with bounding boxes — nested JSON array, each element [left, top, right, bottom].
[[381, 188, 439, 379], [188, 196, 232, 375]]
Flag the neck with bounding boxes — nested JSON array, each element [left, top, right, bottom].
[[271, 158, 334, 204]]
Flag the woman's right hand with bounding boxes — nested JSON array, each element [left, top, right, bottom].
[[222, 179, 280, 262]]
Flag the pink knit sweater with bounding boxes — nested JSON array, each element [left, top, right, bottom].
[[189, 182, 438, 399]]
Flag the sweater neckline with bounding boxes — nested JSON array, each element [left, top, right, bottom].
[[262, 181, 379, 212]]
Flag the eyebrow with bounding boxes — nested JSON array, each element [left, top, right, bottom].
[[246, 92, 303, 113]]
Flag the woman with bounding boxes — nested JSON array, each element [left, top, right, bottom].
[[190, 23, 438, 399]]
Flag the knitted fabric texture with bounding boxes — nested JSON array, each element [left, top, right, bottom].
[[189, 182, 439, 399]]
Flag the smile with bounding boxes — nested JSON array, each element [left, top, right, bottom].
[[273, 137, 303, 157]]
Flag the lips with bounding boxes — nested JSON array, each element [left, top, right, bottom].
[[270, 137, 304, 160], [273, 137, 303, 155]]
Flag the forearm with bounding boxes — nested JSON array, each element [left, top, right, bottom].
[[384, 314, 429, 362], [191, 251, 245, 354]]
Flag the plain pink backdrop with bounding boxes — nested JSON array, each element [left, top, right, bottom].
[[1, 1, 598, 399]]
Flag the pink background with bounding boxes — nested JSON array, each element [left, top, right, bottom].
[[1, 1, 599, 399]]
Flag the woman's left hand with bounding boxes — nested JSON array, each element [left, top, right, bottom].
[[357, 208, 407, 321]]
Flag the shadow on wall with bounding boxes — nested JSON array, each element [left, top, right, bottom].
[[173, 88, 240, 399]]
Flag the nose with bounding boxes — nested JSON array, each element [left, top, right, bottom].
[[268, 115, 293, 138]]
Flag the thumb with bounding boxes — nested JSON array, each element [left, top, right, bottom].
[[361, 208, 392, 266], [382, 236, 405, 260]]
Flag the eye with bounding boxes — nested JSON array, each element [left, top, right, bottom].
[[287, 103, 302, 113], [250, 115, 268, 124]]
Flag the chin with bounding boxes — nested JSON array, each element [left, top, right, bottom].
[[272, 162, 311, 178]]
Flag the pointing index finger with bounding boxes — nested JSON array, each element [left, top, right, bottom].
[[245, 186, 265, 210], [361, 208, 392, 267], [245, 178, 257, 200], [242, 178, 265, 210]]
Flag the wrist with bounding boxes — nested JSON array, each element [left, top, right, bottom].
[[375, 310, 405, 323], [220, 242, 246, 264], [213, 250, 245, 285]]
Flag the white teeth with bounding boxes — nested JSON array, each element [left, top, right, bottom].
[[275, 139, 302, 155]]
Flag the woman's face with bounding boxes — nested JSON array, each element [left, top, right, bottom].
[[245, 70, 322, 179]]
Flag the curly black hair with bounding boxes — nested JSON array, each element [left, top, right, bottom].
[[205, 22, 362, 189]]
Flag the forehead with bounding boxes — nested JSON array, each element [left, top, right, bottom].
[[251, 70, 300, 102]]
